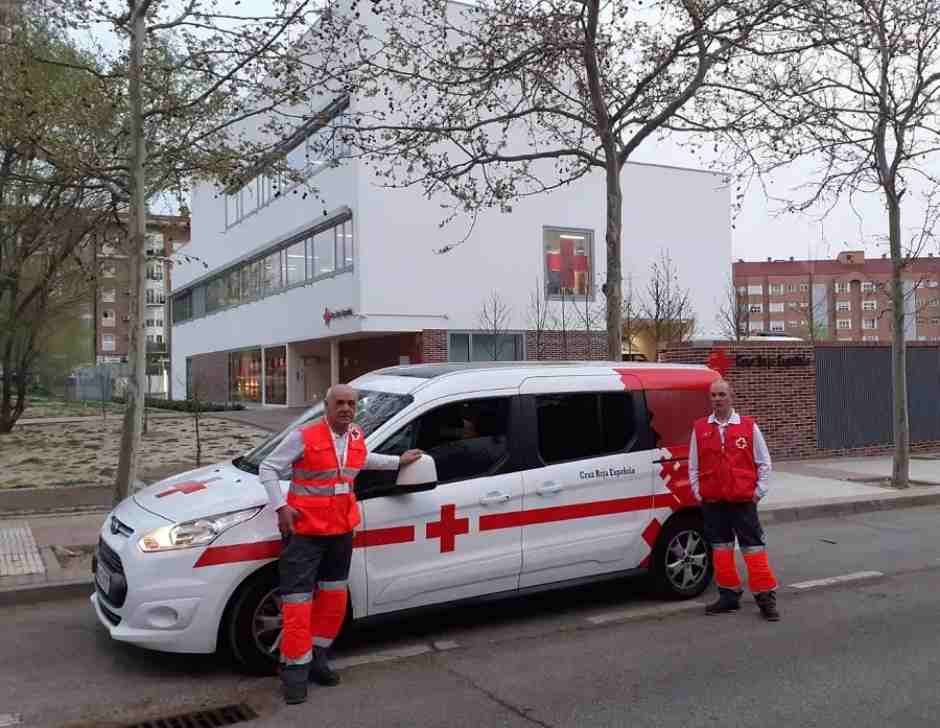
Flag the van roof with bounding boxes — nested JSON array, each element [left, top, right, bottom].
[[363, 360, 718, 394]]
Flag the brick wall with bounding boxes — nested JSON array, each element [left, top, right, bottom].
[[660, 341, 940, 460], [526, 331, 609, 360], [659, 342, 817, 460], [420, 330, 449, 363], [189, 350, 229, 403]]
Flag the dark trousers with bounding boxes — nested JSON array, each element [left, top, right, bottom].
[[279, 532, 353, 677], [702, 501, 766, 550]]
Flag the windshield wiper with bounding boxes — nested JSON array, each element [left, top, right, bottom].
[[232, 456, 259, 475]]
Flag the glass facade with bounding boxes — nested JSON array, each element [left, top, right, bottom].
[[544, 227, 593, 300], [172, 214, 353, 325], [265, 346, 287, 405], [228, 349, 263, 403]]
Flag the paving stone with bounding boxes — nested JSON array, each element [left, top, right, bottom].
[[0, 524, 45, 577]]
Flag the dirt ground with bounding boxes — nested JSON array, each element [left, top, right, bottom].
[[0, 415, 269, 489]]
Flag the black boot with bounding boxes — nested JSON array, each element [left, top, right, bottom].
[[705, 587, 742, 615], [281, 665, 308, 705], [755, 591, 780, 622], [308, 647, 341, 687]]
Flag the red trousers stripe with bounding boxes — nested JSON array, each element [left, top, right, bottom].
[[311, 588, 347, 647], [712, 547, 742, 591], [743, 550, 777, 593], [281, 601, 313, 663]]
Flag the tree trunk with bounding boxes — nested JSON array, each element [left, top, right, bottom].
[[604, 161, 624, 360], [114, 3, 148, 506], [888, 198, 910, 488]]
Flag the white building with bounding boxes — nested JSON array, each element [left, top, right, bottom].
[[170, 19, 731, 407]]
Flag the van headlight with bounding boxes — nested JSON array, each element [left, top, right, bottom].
[[138, 507, 263, 553]]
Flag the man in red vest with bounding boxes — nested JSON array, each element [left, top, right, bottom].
[[689, 379, 780, 621], [260, 383, 423, 705]]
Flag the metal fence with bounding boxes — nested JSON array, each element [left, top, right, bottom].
[[816, 346, 940, 450]]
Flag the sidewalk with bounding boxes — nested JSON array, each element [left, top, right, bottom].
[[1, 455, 937, 606]]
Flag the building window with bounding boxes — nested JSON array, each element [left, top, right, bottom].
[[769, 302, 785, 313], [769, 283, 783, 295], [736, 286, 747, 295], [265, 345, 287, 405], [312, 229, 336, 277], [863, 318, 877, 330], [862, 281, 876, 293], [102, 289, 116, 303], [102, 265, 116, 278], [747, 284, 763, 296], [749, 304, 763, 314], [173, 290, 193, 323], [536, 392, 636, 465], [263, 250, 283, 294], [229, 349, 263, 403], [544, 227, 593, 300], [787, 301, 800, 311], [102, 334, 115, 352], [924, 279, 939, 288], [837, 301, 851, 312], [206, 276, 225, 313], [285, 239, 306, 286], [146, 262, 164, 281], [786, 283, 797, 293], [863, 335, 879, 342], [799, 283, 809, 292], [837, 319, 852, 330], [863, 300, 877, 312], [835, 281, 849, 293], [101, 310, 115, 327], [930, 317, 940, 326], [449, 332, 525, 362], [749, 321, 764, 333], [770, 321, 785, 333], [800, 301, 809, 309]]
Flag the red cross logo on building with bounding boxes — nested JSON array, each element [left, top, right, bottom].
[[156, 476, 222, 498], [546, 238, 589, 289], [707, 347, 733, 377], [426, 504, 470, 553]]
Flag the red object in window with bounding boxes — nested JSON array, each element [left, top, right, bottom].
[[546, 238, 589, 289]]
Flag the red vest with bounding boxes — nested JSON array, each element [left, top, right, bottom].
[[287, 419, 368, 535], [693, 416, 758, 502]]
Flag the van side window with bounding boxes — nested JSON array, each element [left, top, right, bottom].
[[645, 389, 711, 448], [356, 397, 511, 497], [536, 392, 636, 464]]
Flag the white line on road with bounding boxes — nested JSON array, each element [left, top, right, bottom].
[[0, 714, 23, 727], [789, 571, 885, 590], [333, 643, 432, 670], [586, 600, 705, 625]]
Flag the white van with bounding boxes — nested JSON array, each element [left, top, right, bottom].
[[92, 361, 718, 673]]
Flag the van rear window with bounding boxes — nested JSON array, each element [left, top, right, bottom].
[[645, 389, 711, 449]]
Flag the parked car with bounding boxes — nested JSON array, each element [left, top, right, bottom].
[[92, 361, 717, 673]]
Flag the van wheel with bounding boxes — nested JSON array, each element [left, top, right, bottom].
[[226, 567, 282, 676], [652, 515, 711, 599]]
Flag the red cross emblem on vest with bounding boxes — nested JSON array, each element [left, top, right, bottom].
[[349, 425, 362, 441], [156, 476, 222, 498], [426, 504, 470, 553], [735, 436, 748, 450]]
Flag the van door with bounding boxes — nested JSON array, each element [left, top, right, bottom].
[[515, 374, 654, 588], [356, 393, 523, 615]]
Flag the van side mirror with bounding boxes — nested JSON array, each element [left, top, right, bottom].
[[395, 454, 438, 494]]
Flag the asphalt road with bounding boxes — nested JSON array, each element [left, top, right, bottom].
[[4, 505, 940, 728]]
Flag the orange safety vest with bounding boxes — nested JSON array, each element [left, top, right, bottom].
[[693, 416, 759, 503], [287, 419, 368, 535]]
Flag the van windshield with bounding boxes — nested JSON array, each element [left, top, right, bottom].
[[234, 390, 413, 474]]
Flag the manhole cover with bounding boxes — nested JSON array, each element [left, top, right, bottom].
[[121, 703, 258, 728]]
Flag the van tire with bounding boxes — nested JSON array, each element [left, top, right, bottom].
[[225, 566, 281, 676], [652, 514, 712, 600]]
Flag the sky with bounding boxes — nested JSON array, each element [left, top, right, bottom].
[[77, 0, 940, 266]]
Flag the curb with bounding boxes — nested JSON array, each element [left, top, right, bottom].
[[4, 490, 940, 608], [0, 577, 93, 607]]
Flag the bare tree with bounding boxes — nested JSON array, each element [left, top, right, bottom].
[[622, 274, 642, 357], [573, 277, 605, 359], [478, 291, 514, 361], [317, 0, 787, 360], [726, 0, 940, 486], [38, 0, 345, 502], [716, 278, 749, 341], [641, 251, 695, 354], [527, 278, 555, 360]]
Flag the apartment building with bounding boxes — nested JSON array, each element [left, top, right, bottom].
[[733, 251, 940, 342], [94, 215, 191, 374]]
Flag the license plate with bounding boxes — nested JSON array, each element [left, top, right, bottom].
[[95, 561, 112, 595]]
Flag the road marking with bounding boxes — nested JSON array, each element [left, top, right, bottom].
[[586, 600, 704, 625], [789, 571, 885, 590], [333, 643, 432, 670], [0, 714, 23, 727]]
